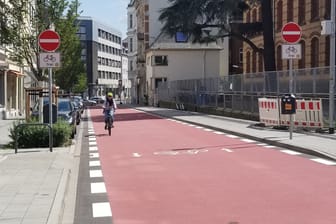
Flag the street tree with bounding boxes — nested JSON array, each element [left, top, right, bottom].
[[0, 0, 86, 93], [159, 0, 276, 72], [54, 0, 86, 93]]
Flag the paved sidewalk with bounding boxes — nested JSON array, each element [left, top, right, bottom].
[[136, 106, 336, 161], [0, 119, 80, 224]]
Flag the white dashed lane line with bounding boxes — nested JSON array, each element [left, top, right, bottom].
[[89, 160, 101, 167], [89, 170, 103, 178], [281, 150, 302, 155], [91, 182, 107, 194], [86, 117, 112, 220], [92, 202, 112, 218], [310, 158, 336, 166]]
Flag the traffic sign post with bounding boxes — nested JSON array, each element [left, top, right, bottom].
[[38, 29, 61, 151], [281, 22, 302, 140]]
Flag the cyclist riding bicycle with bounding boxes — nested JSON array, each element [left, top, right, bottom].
[[103, 92, 117, 129]]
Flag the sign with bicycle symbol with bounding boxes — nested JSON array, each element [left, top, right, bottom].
[[281, 44, 301, 59], [39, 52, 61, 68]]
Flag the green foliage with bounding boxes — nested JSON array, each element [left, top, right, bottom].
[[54, 0, 86, 93], [7, 120, 72, 149], [0, 0, 85, 83]]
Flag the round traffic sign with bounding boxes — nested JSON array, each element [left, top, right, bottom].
[[281, 22, 302, 44], [38, 30, 60, 52]]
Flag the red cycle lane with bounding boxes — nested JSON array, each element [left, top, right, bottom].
[[90, 107, 336, 224]]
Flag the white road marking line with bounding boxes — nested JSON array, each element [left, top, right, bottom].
[[90, 153, 99, 158], [203, 128, 213, 132], [89, 160, 101, 167], [132, 153, 141, 158], [89, 146, 98, 151], [264, 145, 276, 148], [241, 139, 256, 143], [213, 131, 225, 134], [91, 182, 107, 193], [89, 141, 97, 146], [89, 170, 103, 178], [257, 143, 268, 146], [221, 148, 233, 152], [281, 150, 302, 155], [225, 134, 239, 138], [92, 202, 112, 217], [188, 124, 195, 127], [310, 158, 336, 166], [195, 126, 203, 129]]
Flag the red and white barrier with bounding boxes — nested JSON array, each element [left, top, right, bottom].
[[259, 98, 324, 129], [258, 98, 280, 126], [280, 99, 323, 128]]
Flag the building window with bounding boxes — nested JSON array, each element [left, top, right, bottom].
[[252, 9, 257, 22], [258, 52, 263, 72], [299, 40, 306, 68], [246, 11, 250, 23], [325, 36, 330, 66], [151, 55, 168, 66], [277, 45, 282, 70], [129, 14, 133, 28], [276, 0, 283, 31], [252, 51, 256, 73], [311, 0, 319, 20], [287, 1, 293, 22], [298, 0, 306, 25], [246, 51, 251, 73], [239, 48, 243, 63], [325, 0, 331, 19], [311, 37, 319, 67], [129, 38, 133, 52]]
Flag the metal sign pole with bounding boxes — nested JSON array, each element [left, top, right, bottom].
[[289, 58, 293, 140], [329, 0, 335, 134], [49, 67, 53, 152]]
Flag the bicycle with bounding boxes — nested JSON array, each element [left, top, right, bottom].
[[104, 109, 113, 136]]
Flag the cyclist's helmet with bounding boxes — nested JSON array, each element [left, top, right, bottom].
[[107, 92, 113, 97]]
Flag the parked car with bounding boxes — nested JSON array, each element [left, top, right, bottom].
[[31, 98, 77, 138], [83, 99, 97, 107], [90, 96, 105, 104], [57, 98, 77, 138], [71, 100, 81, 125], [71, 96, 84, 114]]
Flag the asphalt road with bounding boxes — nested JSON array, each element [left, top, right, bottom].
[[75, 107, 336, 224]]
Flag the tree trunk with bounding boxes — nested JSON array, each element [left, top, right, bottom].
[[261, 0, 276, 71], [261, 0, 277, 93]]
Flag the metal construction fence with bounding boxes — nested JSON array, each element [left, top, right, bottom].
[[157, 66, 336, 126]]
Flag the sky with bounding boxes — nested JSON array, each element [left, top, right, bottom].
[[78, 0, 129, 38]]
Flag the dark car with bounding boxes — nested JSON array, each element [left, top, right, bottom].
[[90, 96, 105, 104], [71, 100, 81, 125], [31, 98, 77, 138], [57, 98, 77, 138], [83, 99, 97, 108], [72, 96, 84, 114]]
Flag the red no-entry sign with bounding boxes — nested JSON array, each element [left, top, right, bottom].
[[281, 22, 302, 44], [38, 30, 60, 52]]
